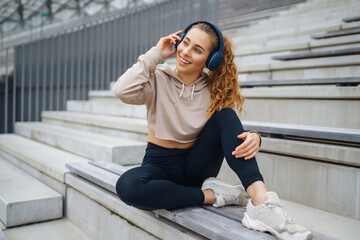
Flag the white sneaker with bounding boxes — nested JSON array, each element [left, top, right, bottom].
[[201, 177, 248, 207], [242, 192, 312, 240]]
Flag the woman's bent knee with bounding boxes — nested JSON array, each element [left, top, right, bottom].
[[116, 173, 141, 205]]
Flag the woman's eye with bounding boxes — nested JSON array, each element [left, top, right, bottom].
[[194, 48, 201, 53], [183, 41, 188, 46]]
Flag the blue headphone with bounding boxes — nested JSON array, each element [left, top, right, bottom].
[[175, 21, 224, 70]]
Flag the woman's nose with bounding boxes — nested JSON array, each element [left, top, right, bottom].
[[182, 46, 191, 56]]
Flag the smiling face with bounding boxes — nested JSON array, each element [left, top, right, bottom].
[[175, 27, 215, 82]]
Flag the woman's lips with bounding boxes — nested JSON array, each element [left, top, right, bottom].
[[179, 56, 191, 65]]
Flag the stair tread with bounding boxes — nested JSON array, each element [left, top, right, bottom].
[[0, 134, 89, 182], [0, 156, 62, 227], [42, 111, 148, 134], [16, 122, 145, 146], [66, 161, 338, 240], [2, 218, 91, 240]]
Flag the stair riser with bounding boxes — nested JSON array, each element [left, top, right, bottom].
[[240, 65, 360, 80], [258, 152, 360, 220], [218, 152, 360, 220], [66, 174, 203, 240], [242, 99, 360, 129], [42, 119, 148, 143], [0, 157, 63, 227], [0, 150, 67, 197], [14, 123, 145, 165], [67, 100, 146, 119], [236, 43, 360, 65]]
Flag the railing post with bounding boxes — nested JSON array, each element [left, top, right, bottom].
[[4, 48, 8, 133]]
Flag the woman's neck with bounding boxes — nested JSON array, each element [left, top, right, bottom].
[[175, 69, 202, 85]]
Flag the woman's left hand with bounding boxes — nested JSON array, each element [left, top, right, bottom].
[[232, 132, 260, 160]]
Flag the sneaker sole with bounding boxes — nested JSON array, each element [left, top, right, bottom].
[[242, 212, 312, 240]]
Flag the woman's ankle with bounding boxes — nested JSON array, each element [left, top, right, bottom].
[[246, 180, 268, 206], [202, 189, 216, 204]]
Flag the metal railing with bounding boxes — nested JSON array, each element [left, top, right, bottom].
[[0, 0, 219, 133]]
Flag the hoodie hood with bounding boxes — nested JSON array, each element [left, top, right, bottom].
[[157, 63, 209, 101]]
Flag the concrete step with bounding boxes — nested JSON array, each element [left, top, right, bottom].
[[256, 151, 360, 220], [224, 0, 359, 34], [312, 27, 360, 39], [241, 85, 360, 129], [65, 173, 205, 240], [66, 160, 359, 239], [2, 219, 91, 240], [237, 2, 360, 32], [217, 144, 360, 222], [237, 55, 360, 80], [344, 15, 360, 23], [0, 134, 89, 196], [41, 111, 148, 142], [230, 9, 360, 44], [66, 98, 146, 119], [272, 47, 360, 60], [14, 122, 146, 165], [238, 55, 360, 72], [235, 34, 360, 56], [235, 44, 360, 67], [0, 156, 62, 227], [246, 7, 359, 34]]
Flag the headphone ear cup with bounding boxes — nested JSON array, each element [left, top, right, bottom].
[[175, 32, 186, 49], [206, 52, 223, 70]]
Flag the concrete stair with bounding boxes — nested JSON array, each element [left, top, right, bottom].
[[41, 111, 148, 142], [0, 134, 89, 196], [0, 156, 62, 227], [1, 219, 91, 240], [241, 85, 360, 129], [14, 122, 146, 165]]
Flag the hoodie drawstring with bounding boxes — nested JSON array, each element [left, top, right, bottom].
[[179, 83, 185, 98], [178, 83, 196, 101], [191, 83, 196, 101]]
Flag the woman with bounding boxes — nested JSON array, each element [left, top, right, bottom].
[[113, 21, 312, 240]]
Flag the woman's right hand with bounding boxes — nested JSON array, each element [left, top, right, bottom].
[[156, 30, 183, 59]]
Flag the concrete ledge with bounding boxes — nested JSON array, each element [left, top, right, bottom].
[[242, 120, 360, 144], [0, 157, 62, 227], [41, 111, 148, 135], [14, 122, 146, 165], [2, 219, 91, 240], [237, 55, 360, 72], [256, 152, 360, 220], [235, 35, 360, 56], [66, 161, 337, 239], [65, 174, 205, 240], [241, 85, 360, 99], [260, 137, 360, 167], [0, 134, 89, 183], [66, 99, 147, 119]]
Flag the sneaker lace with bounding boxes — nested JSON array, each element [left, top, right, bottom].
[[266, 199, 293, 224]]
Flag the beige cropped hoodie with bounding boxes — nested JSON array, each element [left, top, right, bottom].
[[112, 46, 213, 143]]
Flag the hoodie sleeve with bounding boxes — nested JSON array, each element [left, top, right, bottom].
[[112, 47, 164, 105]]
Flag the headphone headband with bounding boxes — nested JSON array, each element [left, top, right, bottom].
[[175, 21, 224, 70]]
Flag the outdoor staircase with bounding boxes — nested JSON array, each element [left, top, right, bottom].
[[1, 0, 360, 239]]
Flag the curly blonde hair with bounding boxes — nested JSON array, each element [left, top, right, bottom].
[[192, 23, 244, 118]]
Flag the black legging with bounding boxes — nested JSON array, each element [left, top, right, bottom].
[[116, 108, 264, 211]]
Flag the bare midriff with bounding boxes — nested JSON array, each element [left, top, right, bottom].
[[147, 127, 195, 149]]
